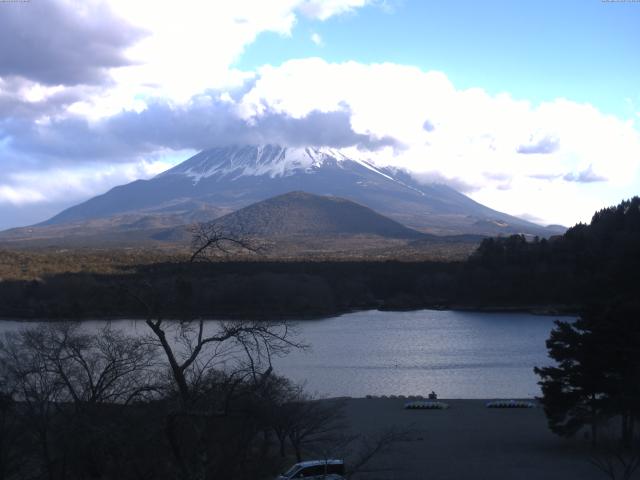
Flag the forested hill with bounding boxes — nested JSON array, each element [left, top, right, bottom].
[[468, 196, 640, 308], [0, 198, 638, 320]]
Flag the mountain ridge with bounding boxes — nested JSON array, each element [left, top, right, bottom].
[[29, 144, 564, 238], [193, 190, 427, 239]]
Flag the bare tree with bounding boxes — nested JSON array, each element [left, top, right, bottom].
[[343, 427, 412, 479], [121, 224, 306, 480], [140, 316, 303, 408], [0, 390, 24, 480], [0, 322, 160, 480], [6, 323, 158, 406], [1, 327, 75, 480], [589, 425, 640, 480], [131, 221, 304, 408], [190, 222, 262, 262], [284, 397, 347, 462], [128, 298, 306, 480], [590, 450, 640, 480]]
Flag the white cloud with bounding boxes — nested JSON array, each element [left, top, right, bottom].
[[0, 158, 177, 206], [2, 1, 639, 229], [298, 0, 370, 20], [311, 32, 324, 46], [236, 58, 640, 225], [0, 185, 47, 205], [72, 0, 369, 116]]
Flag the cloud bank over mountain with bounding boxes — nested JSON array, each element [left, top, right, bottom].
[[0, 0, 639, 229]]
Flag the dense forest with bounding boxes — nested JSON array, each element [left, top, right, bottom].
[[529, 198, 640, 459], [0, 197, 639, 320], [471, 196, 640, 310]]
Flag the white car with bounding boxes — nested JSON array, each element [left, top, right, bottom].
[[275, 459, 345, 479]]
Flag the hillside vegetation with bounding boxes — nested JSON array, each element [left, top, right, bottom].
[[212, 191, 425, 239], [0, 197, 637, 320], [470, 196, 640, 309]]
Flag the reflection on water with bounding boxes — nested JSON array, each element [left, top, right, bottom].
[[0, 309, 564, 399], [272, 310, 561, 399]]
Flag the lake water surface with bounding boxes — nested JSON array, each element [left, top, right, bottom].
[[0, 310, 565, 399]]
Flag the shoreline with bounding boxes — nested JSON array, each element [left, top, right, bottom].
[[326, 395, 541, 401], [0, 304, 579, 322]]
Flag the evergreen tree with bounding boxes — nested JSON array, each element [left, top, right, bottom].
[[535, 303, 640, 446], [591, 304, 640, 447], [534, 315, 609, 444]]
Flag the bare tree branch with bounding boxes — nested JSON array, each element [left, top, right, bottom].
[[190, 222, 263, 262]]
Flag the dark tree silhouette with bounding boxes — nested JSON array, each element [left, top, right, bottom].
[[190, 222, 261, 262], [535, 303, 640, 447], [126, 222, 306, 480], [0, 323, 159, 480], [534, 316, 609, 444], [589, 427, 640, 480]]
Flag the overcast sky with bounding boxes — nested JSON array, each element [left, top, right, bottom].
[[1, 0, 639, 229]]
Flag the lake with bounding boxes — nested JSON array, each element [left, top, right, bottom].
[[0, 309, 564, 399]]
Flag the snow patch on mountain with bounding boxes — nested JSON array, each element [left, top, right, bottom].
[[160, 144, 396, 185]]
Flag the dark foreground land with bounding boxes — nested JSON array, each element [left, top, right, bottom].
[[340, 398, 603, 480], [2, 197, 639, 320], [0, 255, 578, 320]]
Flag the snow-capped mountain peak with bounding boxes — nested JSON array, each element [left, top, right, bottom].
[[40, 143, 564, 238], [160, 144, 390, 184]]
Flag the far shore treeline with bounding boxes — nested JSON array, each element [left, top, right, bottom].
[[0, 197, 639, 321]]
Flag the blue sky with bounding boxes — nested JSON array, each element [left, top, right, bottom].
[[238, 0, 640, 117], [1, 0, 639, 229]]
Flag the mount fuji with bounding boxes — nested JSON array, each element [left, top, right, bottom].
[[11, 145, 563, 241]]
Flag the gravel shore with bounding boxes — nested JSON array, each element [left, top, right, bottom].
[[339, 398, 603, 480]]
